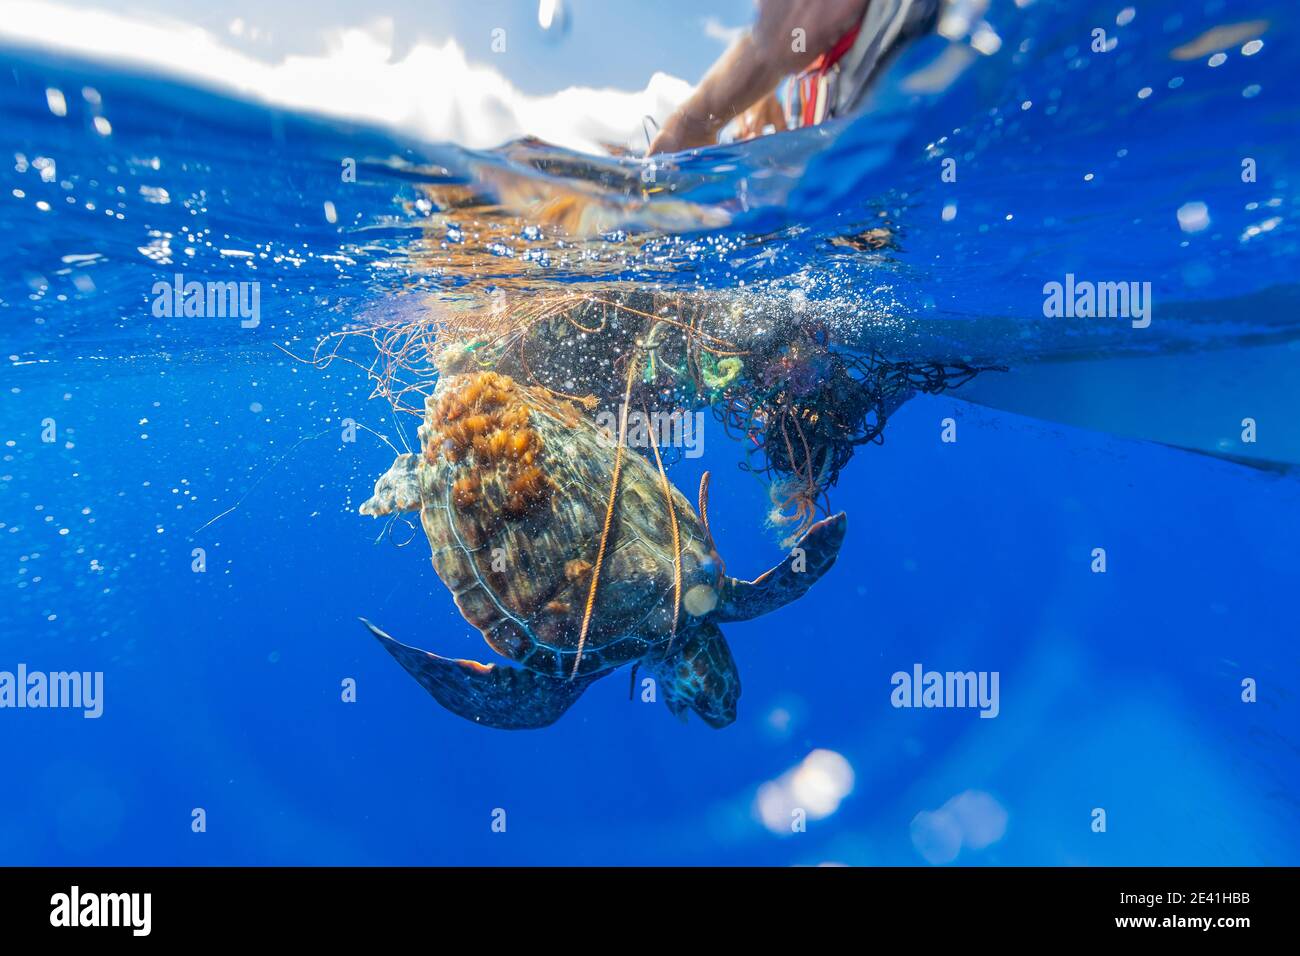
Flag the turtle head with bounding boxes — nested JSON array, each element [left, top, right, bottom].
[[652, 624, 739, 730], [360, 452, 422, 517]]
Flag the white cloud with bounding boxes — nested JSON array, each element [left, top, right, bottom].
[[0, 0, 693, 155]]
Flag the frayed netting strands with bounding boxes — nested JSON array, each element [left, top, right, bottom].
[[713, 335, 1003, 546], [283, 290, 753, 423], [276, 292, 607, 417], [291, 288, 999, 547], [474, 289, 752, 423]]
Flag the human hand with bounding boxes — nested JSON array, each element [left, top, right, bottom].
[[648, 110, 722, 155]]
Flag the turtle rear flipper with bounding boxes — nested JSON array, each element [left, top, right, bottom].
[[361, 619, 599, 729], [360, 453, 421, 517], [713, 512, 847, 623]]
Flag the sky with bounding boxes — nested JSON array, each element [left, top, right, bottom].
[[0, 0, 759, 151]]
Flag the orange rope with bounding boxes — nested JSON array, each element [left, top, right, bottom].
[[697, 470, 724, 576], [698, 471, 712, 542], [646, 401, 681, 651], [571, 354, 639, 679]]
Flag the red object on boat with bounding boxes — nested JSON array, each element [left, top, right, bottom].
[[799, 25, 862, 126]]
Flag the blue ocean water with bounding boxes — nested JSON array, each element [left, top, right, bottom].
[[2, 0, 1299, 865]]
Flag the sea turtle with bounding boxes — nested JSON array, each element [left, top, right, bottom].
[[358, 346, 847, 729]]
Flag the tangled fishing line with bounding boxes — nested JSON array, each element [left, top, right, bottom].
[[288, 288, 1001, 545]]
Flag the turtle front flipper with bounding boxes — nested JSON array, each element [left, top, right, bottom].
[[361, 619, 600, 730], [648, 623, 740, 729], [713, 512, 847, 623]]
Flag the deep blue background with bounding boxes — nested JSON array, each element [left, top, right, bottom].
[[4, 358, 1296, 865], [2, 0, 1298, 865]]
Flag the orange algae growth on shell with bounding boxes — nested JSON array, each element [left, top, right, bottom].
[[452, 474, 481, 508], [428, 371, 564, 519], [565, 558, 593, 581]]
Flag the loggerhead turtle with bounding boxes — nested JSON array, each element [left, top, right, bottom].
[[358, 347, 846, 730]]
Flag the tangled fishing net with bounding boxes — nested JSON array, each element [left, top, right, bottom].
[[300, 286, 999, 546]]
